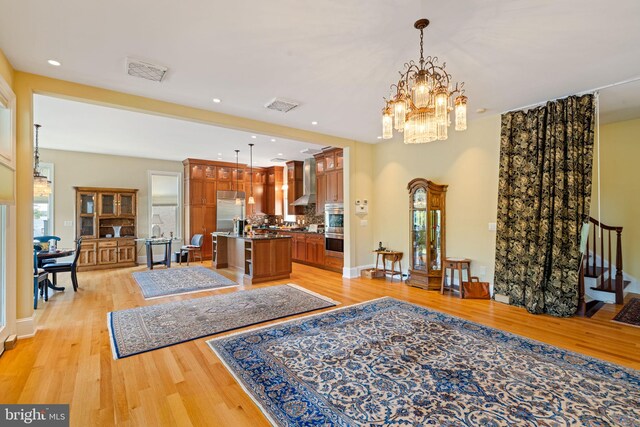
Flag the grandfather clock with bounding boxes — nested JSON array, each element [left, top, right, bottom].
[[406, 178, 447, 290]]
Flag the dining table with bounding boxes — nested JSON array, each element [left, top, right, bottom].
[[37, 248, 75, 291]]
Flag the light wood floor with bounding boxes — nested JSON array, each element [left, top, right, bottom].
[[1, 263, 638, 426]]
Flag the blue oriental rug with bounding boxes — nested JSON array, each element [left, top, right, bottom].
[[208, 297, 640, 426], [132, 266, 238, 299]]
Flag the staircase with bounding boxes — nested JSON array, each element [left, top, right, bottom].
[[578, 217, 631, 316]]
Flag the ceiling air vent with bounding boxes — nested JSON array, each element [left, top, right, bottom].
[[300, 148, 321, 155], [126, 58, 168, 82], [265, 98, 299, 113], [270, 157, 287, 163]]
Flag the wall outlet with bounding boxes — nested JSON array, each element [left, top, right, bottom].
[[63, 220, 73, 227], [488, 222, 497, 231], [355, 204, 368, 214], [360, 219, 368, 226]]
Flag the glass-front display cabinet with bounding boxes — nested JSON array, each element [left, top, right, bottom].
[[406, 178, 447, 290], [77, 191, 97, 238]]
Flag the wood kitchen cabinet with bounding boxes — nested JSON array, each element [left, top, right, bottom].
[[184, 159, 276, 259], [75, 187, 138, 271], [246, 168, 266, 215], [278, 231, 330, 270], [286, 161, 304, 215], [264, 166, 284, 216], [314, 147, 343, 214]]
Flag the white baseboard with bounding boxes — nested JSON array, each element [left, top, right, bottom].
[[494, 294, 510, 304], [343, 264, 375, 279], [16, 317, 36, 338]]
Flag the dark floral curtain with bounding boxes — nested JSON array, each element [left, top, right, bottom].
[[493, 94, 595, 317]]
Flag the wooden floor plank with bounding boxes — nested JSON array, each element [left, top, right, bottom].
[[1, 262, 638, 426]]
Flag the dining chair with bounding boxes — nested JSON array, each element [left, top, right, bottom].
[[42, 238, 82, 292], [34, 235, 62, 267], [33, 247, 49, 309], [179, 234, 204, 266]]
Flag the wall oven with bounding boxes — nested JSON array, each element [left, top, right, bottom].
[[324, 203, 344, 255], [324, 203, 344, 238]]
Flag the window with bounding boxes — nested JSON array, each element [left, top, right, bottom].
[[149, 171, 181, 239], [33, 162, 54, 236]]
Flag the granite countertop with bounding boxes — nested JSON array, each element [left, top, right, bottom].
[[212, 233, 292, 240], [255, 228, 324, 235]]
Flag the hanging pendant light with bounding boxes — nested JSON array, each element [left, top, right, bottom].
[[248, 143, 255, 206], [382, 18, 468, 144], [33, 124, 52, 197], [234, 150, 242, 205]]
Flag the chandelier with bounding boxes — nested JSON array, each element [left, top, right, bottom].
[[33, 124, 51, 197], [382, 18, 468, 144]]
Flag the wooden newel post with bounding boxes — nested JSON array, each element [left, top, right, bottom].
[[615, 228, 624, 305]]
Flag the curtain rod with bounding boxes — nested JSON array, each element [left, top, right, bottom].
[[501, 75, 640, 114]]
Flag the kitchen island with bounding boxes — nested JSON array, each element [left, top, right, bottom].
[[211, 233, 292, 284]]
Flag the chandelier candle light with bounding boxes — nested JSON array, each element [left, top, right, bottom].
[[383, 18, 468, 144], [33, 124, 52, 197]]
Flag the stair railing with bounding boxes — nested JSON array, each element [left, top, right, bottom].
[[585, 217, 624, 305]]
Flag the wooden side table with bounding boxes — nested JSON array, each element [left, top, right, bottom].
[[374, 250, 403, 282], [441, 257, 471, 298], [140, 238, 172, 269]]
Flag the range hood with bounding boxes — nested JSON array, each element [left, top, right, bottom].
[[291, 158, 317, 206]]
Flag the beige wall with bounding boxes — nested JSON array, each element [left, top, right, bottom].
[[372, 115, 501, 284], [41, 148, 183, 250], [590, 117, 640, 279]]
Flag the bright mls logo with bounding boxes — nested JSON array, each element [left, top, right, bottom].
[[1, 405, 69, 426]]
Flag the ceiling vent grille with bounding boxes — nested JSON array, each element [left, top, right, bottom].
[[270, 157, 287, 163], [300, 148, 321, 155], [265, 98, 300, 113], [126, 58, 168, 82]]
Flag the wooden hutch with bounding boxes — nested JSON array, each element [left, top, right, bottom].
[[183, 158, 284, 260], [405, 179, 447, 290], [75, 187, 138, 271]]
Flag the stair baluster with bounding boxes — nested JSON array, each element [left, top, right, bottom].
[[584, 217, 625, 306]]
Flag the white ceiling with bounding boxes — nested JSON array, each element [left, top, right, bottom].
[[33, 94, 323, 165], [2, 0, 640, 144]]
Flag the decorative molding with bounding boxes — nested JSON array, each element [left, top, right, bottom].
[[16, 317, 35, 338]]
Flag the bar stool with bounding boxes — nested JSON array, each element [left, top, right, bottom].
[[441, 257, 472, 298]]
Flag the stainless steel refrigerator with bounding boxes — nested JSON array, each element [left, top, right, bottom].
[[216, 190, 246, 232]]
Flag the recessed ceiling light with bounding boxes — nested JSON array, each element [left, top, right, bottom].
[[476, 108, 487, 113], [47, 59, 61, 66], [270, 138, 276, 142], [278, 153, 283, 156], [212, 98, 221, 103], [251, 135, 257, 139], [217, 157, 222, 160], [377, 136, 382, 139], [311, 121, 318, 125], [217, 152, 222, 156]]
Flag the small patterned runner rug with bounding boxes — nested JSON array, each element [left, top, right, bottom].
[[613, 297, 640, 328], [132, 266, 237, 299], [208, 297, 640, 427], [109, 284, 338, 359]]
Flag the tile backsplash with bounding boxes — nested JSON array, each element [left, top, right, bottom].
[[246, 205, 323, 226]]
